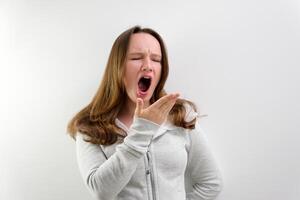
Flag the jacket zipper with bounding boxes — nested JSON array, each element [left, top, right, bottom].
[[146, 149, 157, 200]]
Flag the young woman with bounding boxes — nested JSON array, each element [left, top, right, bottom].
[[67, 26, 222, 200]]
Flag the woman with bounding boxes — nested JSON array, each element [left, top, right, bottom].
[[67, 25, 222, 200]]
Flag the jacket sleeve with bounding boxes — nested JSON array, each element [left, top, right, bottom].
[[75, 117, 160, 200], [185, 123, 223, 200]]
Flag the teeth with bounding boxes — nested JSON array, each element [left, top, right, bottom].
[[143, 76, 151, 79]]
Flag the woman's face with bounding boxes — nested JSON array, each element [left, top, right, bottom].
[[123, 33, 162, 106]]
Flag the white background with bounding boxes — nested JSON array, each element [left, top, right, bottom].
[[1, 0, 300, 200]]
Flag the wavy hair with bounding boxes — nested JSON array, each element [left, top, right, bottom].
[[67, 25, 198, 145]]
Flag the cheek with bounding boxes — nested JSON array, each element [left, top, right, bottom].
[[123, 64, 138, 89], [124, 74, 134, 89], [154, 64, 162, 83]]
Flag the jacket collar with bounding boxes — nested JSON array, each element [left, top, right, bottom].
[[152, 119, 177, 140]]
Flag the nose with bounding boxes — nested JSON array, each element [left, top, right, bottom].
[[142, 65, 153, 72], [141, 57, 153, 72]]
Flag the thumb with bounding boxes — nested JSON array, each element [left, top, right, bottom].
[[134, 98, 144, 116]]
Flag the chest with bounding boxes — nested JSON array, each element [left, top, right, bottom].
[[150, 130, 188, 174], [102, 129, 189, 173]]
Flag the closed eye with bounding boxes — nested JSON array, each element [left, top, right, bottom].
[[130, 57, 161, 62], [152, 59, 161, 62]]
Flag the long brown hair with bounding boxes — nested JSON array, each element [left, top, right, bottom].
[[67, 25, 197, 145]]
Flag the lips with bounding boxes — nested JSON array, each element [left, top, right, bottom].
[[138, 76, 151, 92], [137, 74, 153, 98]]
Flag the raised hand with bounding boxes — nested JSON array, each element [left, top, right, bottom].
[[134, 93, 180, 125]]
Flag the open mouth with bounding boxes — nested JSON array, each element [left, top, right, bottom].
[[138, 76, 152, 92]]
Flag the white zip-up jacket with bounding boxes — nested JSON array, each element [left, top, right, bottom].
[[75, 109, 222, 200]]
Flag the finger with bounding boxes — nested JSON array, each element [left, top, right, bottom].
[[134, 98, 144, 116], [160, 98, 177, 114], [158, 93, 179, 110], [157, 98, 178, 118], [152, 93, 178, 109]]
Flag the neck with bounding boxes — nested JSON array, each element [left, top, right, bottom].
[[122, 99, 136, 119]]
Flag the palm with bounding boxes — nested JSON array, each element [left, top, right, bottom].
[[135, 93, 179, 125]]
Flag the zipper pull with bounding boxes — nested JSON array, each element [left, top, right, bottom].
[[146, 150, 151, 175]]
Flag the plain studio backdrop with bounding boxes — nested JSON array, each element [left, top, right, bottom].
[[1, 0, 300, 200]]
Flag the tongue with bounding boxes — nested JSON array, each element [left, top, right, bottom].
[[138, 81, 148, 92]]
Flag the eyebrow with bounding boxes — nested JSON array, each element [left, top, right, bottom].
[[128, 52, 162, 58]]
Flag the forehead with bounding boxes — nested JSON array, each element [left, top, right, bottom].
[[127, 33, 161, 55]]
